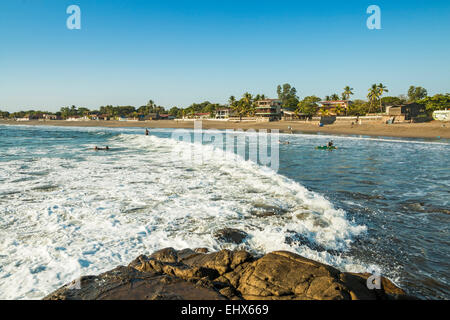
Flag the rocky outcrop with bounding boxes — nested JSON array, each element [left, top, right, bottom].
[[214, 228, 248, 244], [44, 248, 414, 300]]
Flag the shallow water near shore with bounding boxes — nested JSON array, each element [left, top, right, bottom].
[[0, 124, 449, 299]]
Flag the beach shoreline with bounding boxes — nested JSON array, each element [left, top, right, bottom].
[[1, 119, 449, 139], [1, 122, 448, 300]]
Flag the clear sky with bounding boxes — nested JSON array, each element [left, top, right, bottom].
[[0, 0, 449, 112]]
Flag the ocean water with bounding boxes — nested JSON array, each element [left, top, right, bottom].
[[0, 124, 449, 300]]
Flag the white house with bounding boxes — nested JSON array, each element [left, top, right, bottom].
[[433, 110, 450, 121]]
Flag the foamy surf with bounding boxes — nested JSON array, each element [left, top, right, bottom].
[[0, 130, 370, 299]]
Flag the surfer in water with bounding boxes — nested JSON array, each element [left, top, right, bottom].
[[327, 140, 334, 147], [94, 146, 110, 151], [145, 129, 149, 136]]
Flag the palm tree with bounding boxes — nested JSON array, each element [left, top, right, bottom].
[[342, 86, 354, 100], [320, 107, 330, 116], [335, 105, 344, 116], [330, 93, 340, 101], [377, 83, 388, 112], [242, 92, 253, 105], [228, 96, 236, 107], [233, 100, 246, 121], [367, 84, 380, 113], [146, 100, 155, 115], [325, 95, 331, 101]]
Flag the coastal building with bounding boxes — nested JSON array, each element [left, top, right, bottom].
[[385, 103, 426, 122], [144, 113, 161, 120], [282, 110, 310, 121], [317, 100, 352, 116], [117, 116, 139, 121], [66, 116, 90, 121], [43, 114, 59, 120], [159, 114, 175, 120], [216, 108, 232, 119], [96, 114, 110, 120], [433, 110, 450, 121], [16, 114, 45, 121], [191, 113, 211, 119], [255, 99, 282, 121]]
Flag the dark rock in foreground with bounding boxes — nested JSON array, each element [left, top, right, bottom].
[[214, 228, 248, 244], [44, 248, 414, 300]]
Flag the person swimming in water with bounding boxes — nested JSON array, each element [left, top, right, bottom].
[[94, 146, 110, 151]]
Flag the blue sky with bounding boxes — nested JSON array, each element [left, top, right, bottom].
[[0, 0, 449, 112]]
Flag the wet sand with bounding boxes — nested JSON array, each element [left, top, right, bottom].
[[1, 119, 449, 139]]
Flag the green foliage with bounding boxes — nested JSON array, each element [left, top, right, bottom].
[[98, 105, 137, 117], [296, 96, 321, 117], [342, 86, 354, 100], [367, 83, 388, 113], [347, 100, 370, 116], [418, 94, 450, 114], [408, 86, 428, 102], [381, 96, 406, 106], [3, 85, 447, 121], [277, 83, 299, 110], [60, 105, 79, 118], [330, 94, 340, 101], [254, 94, 266, 102], [227, 92, 272, 118], [231, 92, 254, 119], [183, 101, 226, 118], [335, 105, 345, 115], [168, 106, 182, 118], [0, 110, 10, 118], [228, 96, 237, 107], [137, 100, 165, 115], [11, 111, 27, 118], [7, 109, 52, 118]]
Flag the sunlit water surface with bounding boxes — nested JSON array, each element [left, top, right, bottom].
[[0, 124, 448, 299]]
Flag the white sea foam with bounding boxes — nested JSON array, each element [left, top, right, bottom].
[[0, 130, 370, 299]]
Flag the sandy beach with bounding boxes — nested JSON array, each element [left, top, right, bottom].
[[2, 120, 449, 300], [2, 119, 449, 139]]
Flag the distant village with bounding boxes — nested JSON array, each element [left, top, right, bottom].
[[1, 84, 449, 123]]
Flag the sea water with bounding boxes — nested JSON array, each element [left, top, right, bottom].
[[0, 124, 448, 299]]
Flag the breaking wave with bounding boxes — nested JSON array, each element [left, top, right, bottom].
[[0, 130, 368, 299]]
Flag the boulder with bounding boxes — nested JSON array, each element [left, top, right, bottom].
[[44, 248, 414, 300], [214, 228, 248, 244]]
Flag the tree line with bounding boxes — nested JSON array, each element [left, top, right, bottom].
[[1, 85, 448, 119]]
